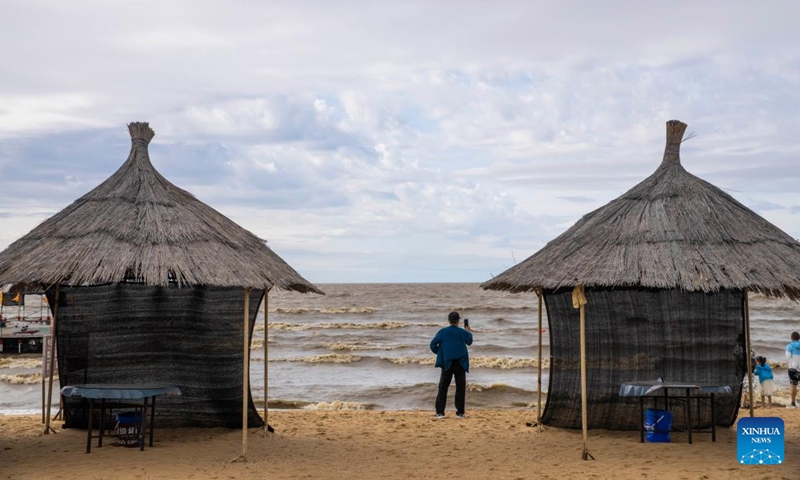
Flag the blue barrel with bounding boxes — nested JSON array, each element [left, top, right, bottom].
[[115, 411, 142, 447], [644, 408, 673, 443]]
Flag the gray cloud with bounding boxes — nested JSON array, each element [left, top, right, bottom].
[[1, 1, 799, 282]]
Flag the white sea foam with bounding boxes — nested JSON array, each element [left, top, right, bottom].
[[471, 356, 547, 369], [269, 307, 376, 314], [272, 307, 311, 314], [379, 356, 547, 369], [1, 373, 53, 385], [0, 358, 42, 369], [302, 401, 372, 411], [322, 341, 403, 352], [272, 353, 362, 364], [319, 307, 376, 314], [267, 322, 309, 331], [316, 322, 414, 330], [0, 408, 45, 415], [267, 321, 429, 331], [380, 356, 435, 366]]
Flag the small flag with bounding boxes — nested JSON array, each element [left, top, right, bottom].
[[12, 293, 20, 304]]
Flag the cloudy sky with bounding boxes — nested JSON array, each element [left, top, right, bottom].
[[1, 1, 799, 283]]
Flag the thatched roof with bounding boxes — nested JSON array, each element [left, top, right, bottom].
[[482, 120, 800, 300], [0, 123, 322, 294]]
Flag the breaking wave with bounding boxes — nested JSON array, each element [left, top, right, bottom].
[[268, 321, 436, 331], [0, 358, 42, 369], [381, 356, 436, 366], [379, 356, 548, 369], [322, 341, 405, 352], [465, 382, 533, 393], [271, 353, 362, 364], [272, 308, 311, 314], [319, 307, 376, 314], [1, 373, 53, 385], [270, 307, 376, 315]]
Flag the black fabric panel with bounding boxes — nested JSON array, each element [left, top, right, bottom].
[[48, 284, 264, 429], [541, 287, 743, 430]]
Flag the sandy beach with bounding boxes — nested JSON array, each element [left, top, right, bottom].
[[1, 407, 798, 479]]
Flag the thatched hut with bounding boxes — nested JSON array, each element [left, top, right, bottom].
[[482, 120, 800, 455], [0, 123, 321, 454]]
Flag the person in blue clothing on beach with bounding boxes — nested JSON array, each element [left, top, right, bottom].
[[754, 356, 775, 408], [430, 311, 473, 419], [787, 331, 800, 408]]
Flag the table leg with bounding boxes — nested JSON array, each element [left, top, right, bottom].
[[639, 396, 644, 443], [86, 400, 94, 454], [139, 398, 147, 451], [149, 396, 156, 447], [696, 394, 701, 423], [98, 398, 105, 448], [685, 388, 692, 444], [710, 393, 716, 442]]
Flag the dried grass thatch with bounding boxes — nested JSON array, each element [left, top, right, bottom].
[[482, 120, 800, 300], [0, 123, 322, 293]]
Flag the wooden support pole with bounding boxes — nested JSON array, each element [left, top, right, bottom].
[[744, 290, 754, 418], [264, 287, 270, 437], [572, 285, 593, 460], [234, 288, 251, 462], [41, 370, 45, 423], [243, 288, 251, 457], [579, 302, 590, 459], [44, 285, 59, 434], [537, 289, 544, 432]]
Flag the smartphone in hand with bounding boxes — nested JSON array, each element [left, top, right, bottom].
[[464, 318, 470, 328]]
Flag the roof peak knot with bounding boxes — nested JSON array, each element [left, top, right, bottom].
[[128, 122, 155, 145], [662, 119, 687, 165]]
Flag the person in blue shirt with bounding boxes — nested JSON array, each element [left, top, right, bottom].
[[430, 311, 473, 419], [754, 356, 775, 408], [787, 331, 800, 408]]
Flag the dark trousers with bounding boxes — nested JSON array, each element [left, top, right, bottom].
[[435, 360, 466, 415]]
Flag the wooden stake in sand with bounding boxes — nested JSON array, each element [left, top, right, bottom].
[[744, 289, 754, 418], [573, 285, 593, 460], [44, 285, 59, 435]]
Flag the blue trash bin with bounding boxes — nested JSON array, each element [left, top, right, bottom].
[[644, 408, 673, 443], [115, 411, 142, 447]]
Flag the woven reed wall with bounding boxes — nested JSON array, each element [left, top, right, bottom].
[[49, 284, 264, 429], [541, 287, 743, 430]]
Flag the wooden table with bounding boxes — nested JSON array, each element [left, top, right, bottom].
[[60, 384, 181, 453]]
